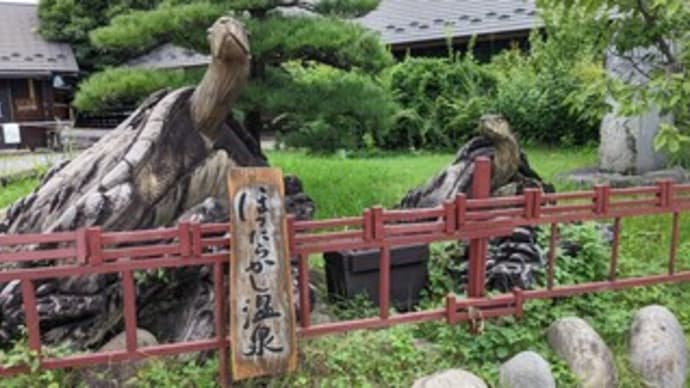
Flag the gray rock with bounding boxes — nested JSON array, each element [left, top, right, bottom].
[[547, 317, 617, 388], [599, 46, 670, 175], [499, 351, 555, 388], [310, 302, 336, 325], [412, 369, 487, 388], [629, 305, 688, 388], [560, 166, 690, 188], [79, 329, 159, 387], [599, 105, 669, 175]]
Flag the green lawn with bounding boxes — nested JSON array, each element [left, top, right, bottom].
[[0, 177, 39, 210], [268, 146, 597, 218], [3, 146, 690, 387]]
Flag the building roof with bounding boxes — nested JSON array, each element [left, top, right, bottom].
[[0, 2, 79, 76], [358, 0, 541, 47], [126, 43, 211, 70]]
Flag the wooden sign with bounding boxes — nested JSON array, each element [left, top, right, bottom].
[[227, 168, 297, 381], [14, 98, 39, 113]]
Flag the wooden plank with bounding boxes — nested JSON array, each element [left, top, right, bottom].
[[227, 168, 297, 381]]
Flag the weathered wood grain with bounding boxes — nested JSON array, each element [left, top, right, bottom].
[[227, 168, 298, 380], [0, 17, 261, 352]]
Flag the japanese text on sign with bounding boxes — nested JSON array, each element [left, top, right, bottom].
[[228, 168, 297, 380]]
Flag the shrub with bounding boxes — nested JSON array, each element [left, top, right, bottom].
[[383, 55, 495, 150], [487, 11, 608, 146], [381, 7, 609, 151], [488, 50, 597, 145]]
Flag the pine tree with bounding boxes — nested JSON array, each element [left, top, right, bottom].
[[41, 0, 396, 150], [38, 0, 161, 70]]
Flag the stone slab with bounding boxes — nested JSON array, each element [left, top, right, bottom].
[[558, 166, 690, 188]]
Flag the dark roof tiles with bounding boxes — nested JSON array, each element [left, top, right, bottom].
[[358, 0, 541, 45], [0, 2, 79, 74]]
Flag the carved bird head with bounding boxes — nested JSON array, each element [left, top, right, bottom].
[[478, 114, 515, 143], [207, 16, 250, 62]]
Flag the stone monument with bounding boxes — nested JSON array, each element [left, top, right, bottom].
[[599, 46, 669, 174], [564, 44, 689, 186]]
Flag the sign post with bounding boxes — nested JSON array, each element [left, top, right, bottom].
[[227, 168, 297, 381]]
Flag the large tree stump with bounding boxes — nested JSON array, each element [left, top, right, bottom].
[[0, 17, 313, 352], [2, 17, 255, 235], [399, 114, 551, 209], [399, 114, 553, 292]]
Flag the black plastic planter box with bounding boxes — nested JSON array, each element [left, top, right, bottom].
[[324, 244, 429, 311]]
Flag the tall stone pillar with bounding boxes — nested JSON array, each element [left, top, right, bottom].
[[599, 47, 670, 174]]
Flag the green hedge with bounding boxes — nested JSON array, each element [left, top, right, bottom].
[[378, 44, 606, 151]]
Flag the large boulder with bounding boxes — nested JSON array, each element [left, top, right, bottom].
[[499, 351, 555, 388], [547, 317, 617, 388], [411, 369, 487, 388], [629, 305, 688, 388]]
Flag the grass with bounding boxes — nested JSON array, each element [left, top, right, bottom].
[[268, 146, 597, 218], [4, 145, 690, 387], [0, 177, 39, 210]]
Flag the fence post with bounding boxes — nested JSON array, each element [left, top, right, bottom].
[[178, 222, 191, 257], [75, 228, 88, 264], [524, 188, 542, 220], [467, 157, 491, 298], [121, 270, 138, 353], [363, 209, 374, 242], [190, 222, 202, 257], [213, 259, 229, 388], [20, 280, 41, 355], [455, 193, 467, 230], [669, 211, 680, 275], [656, 180, 672, 208], [371, 207, 390, 319], [594, 184, 611, 216], [443, 200, 456, 234], [547, 223, 558, 289], [86, 227, 103, 265], [287, 215, 312, 328]]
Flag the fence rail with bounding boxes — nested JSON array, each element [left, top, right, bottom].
[[0, 157, 688, 386]]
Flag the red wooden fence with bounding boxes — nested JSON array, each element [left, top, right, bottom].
[[1, 156, 689, 386]]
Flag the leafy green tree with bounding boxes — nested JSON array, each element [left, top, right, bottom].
[[64, 0, 393, 149], [540, 0, 690, 165]]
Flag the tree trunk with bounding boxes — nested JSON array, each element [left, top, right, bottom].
[[0, 17, 313, 353], [244, 57, 268, 153], [245, 109, 264, 156]]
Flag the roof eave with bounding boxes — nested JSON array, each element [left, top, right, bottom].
[[385, 27, 539, 51], [0, 69, 79, 78]]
